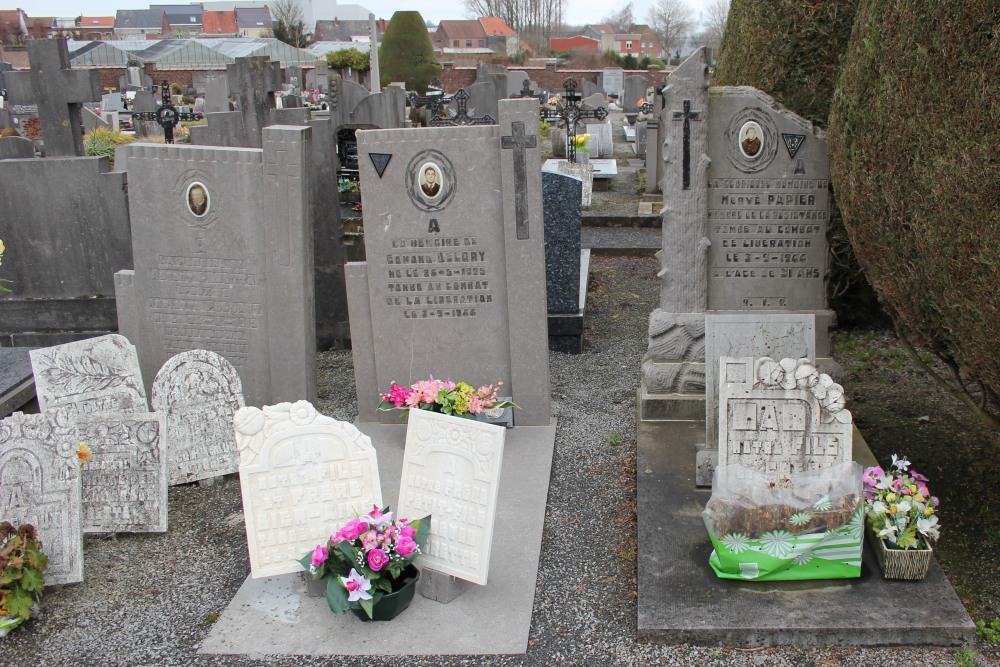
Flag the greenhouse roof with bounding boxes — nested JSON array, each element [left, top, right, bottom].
[[65, 38, 317, 69]]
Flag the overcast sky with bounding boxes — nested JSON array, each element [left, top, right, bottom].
[[16, 0, 715, 31]]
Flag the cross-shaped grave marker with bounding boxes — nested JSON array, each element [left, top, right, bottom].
[[407, 77, 449, 124], [671, 98, 701, 190], [132, 80, 202, 144], [5, 39, 100, 157], [510, 78, 543, 103], [539, 78, 608, 163], [500, 119, 538, 240], [432, 88, 496, 127]]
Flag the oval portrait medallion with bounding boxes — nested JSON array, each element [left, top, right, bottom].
[[186, 181, 210, 218]]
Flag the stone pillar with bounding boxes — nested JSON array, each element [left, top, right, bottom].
[[644, 119, 658, 194]]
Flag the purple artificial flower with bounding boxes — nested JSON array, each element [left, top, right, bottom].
[[341, 569, 373, 602]]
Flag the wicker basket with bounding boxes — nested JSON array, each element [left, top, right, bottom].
[[867, 527, 933, 580]]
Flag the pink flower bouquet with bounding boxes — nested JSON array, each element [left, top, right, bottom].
[[300, 506, 430, 619], [377, 377, 517, 419]]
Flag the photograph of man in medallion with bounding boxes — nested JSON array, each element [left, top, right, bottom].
[[419, 163, 442, 198], [187, 182, 209, 217], [739, 122, 763, 159]]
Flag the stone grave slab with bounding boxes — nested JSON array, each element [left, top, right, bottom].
[[101, 93, 123, 113], [29, 334, 147, 415], [0, 411, 83, 585], [77, 412, 168, 533], [624, 74, 648, 111], [623, 124, 636, 142], [580, 79, 602, 99], [718, 356, 852, 474], [397, 409, 505, 586], [601, 68, 624, 100], [82, 107, 109, 132], [115, 127, 316, 407], [151, 350, 245, 485], [346, 99, 551, 426], [0, 347, 36, 417], [583, 120, 613, 158], [541, 171, 583, 315], [235, 401, 383, 579], [546, 160, 593, 207], [0, 135, 35, 160]]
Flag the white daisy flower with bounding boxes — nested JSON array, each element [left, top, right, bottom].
[[813, 496, 833, 512], [720, 532, 751, 555], [759, 530, 794, 558], [794, 550, 815, 566], [789, 512, 813, 527]]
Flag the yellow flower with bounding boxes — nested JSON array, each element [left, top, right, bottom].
[[0, 238, 5, 255], [77, 442, 93, 465], [924, 506, 934, 516], [888, 504, 898, 515], [913, 494, 925, 503], [886, 492, 896, 502], [909, 484, 918, 495]]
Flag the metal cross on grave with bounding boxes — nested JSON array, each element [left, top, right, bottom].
[[407, 77, 450, 124], [132, 80, 201, 144], [500, 119, 538, 240], [4, 40, 100, 157], [510, 78, 543, 103], [539, 78, 608, 163], [431, 88, 495, 126], [671, 99, 701, 190]]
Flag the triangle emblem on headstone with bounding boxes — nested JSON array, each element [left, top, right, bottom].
[[781, 133, 806, 159], [369, 152, 392, 178]]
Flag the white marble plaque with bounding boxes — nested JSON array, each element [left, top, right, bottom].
[[30, 334, 147, 415], [397, 409, 505, 586], [77, 412, 168, 533], [151, 350, 245, 485], [718, 357, 852, 475], [0, 411, 83, 585], [235, 401, 383, 578]]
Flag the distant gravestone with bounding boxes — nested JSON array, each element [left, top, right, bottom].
[[624, 74, 648, 111], [718, 356, 852, 474], [346, 99, 551, 426], [583, 120, 613, 158], [601, 68, 624, 101], [29, 334, 147, 415], [581, 92, 608, 115], [635, 120, 647, 158], [461, 80, 502, 123], [77, 412, 168, 533], [397, 410, 505, 586], [115, 127, 316, 407], [235, 401, 383, 578], [101, 93, 124, 113], [541, 172, 583, 314], [0, 411, 83, 585], [505, 71, 536, 98], [0, 135, 34, 160], [581, 79, 602, 99], [4, 40, 100, 157], [151, 350, 245, 485], [203, 74, 230, 113], [130, 89, 159, 138], [82, 107, 109, 133]]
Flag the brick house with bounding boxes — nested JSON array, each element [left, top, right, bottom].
[[550, 35, 600, 54], [201, 10, 238, 36]]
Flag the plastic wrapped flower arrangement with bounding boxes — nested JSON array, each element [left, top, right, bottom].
[[702, 461, 865, 581], [300, 506, 430, 621], [0, 522, 47, 637], [863, 454, 940, 550], [378, 377, 516, 420]]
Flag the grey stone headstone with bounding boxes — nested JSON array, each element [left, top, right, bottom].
[[131, 90, 159, 138], [101, 93, 124, 112], [0, 136, 34, 160], [601, 68, 624, 100], [203, 75, 230, 113], [635, 120, 647, 158], [235, 401, 382, 578], [581, 79, 602, 99], [0, 411, 83, 585], [505, 71, 535, 98], [115, 128, 317, 407], [225, 56, 282, 148], [0, 347, 35, 418], [550, 126, 567, 158], [624, 75, 648, 111], [193, 97, 205, 114], [77, 412, 168, 533], [346, 99, 551, 426], [581, 92, 608, 114], [461, 80, 501, 123], [151, 350, 245, 485], [583, 120, 613, 158], [347, 86, 406, 130], [82, 107, 109, 132], [541, 172, 583, 314], [29, 334, 148, 415]]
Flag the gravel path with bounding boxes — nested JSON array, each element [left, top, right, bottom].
[[3, 255, 978, 666]]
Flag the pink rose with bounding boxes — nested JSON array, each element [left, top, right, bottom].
[[400, 525, 415, 539], [311, 544, 328, 567], [341, 518, 366, 542], [395, 536, 416, 557], [367, 548, 389, 571]]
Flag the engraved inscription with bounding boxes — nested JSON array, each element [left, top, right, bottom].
[[383, 235, 492, 319]]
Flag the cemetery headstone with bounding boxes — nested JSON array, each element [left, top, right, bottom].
[[82, 107, 109, 133], [0, 135, 34, 160], [541, 79, 608, 163], [29, 334, 147, 415], [0, 347, 36, 418], [624, 75, 649, 111], [101, 93, 124, 113], [4, 39, 100, 157], [505, 71, 536, 98], [346, 99, 551, 426], [541, 172, 583, 314], [151, 350, 245, 485], [130, 89, 159, 139], [462, 79, 503, 124], [120, 65, 153, 92], [635, 120, 647, 158], [601, 68, 624, 101], [583, 120, 613, 158], [556, 162, 593, 207], [235, 400, 383, 578], [0, 411, 83, 585], [115, 127, 317, 407], [203, 74, 230, 113], [580, 79, 602, 99], [397, 409, 505, 586], [717, 356, 852, 474], [76, 412, 168, 533]]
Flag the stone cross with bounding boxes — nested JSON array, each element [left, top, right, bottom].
[[501, 119, 538, 240], [671, 99, 701, 190], [5, 39, 100, 157], [226, 56, 282, 147], [539, 78, 608, 163], [132, 80, 201, 144], [432, 88, 496, 126]]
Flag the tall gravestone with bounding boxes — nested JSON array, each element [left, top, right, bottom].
[[624, 75, 649, 111], [641, 49, 835, 420], [541, 172, 583, 315], [346, 99, 551, 426], [0, 411, 83, 585], [114, 127, 316, 407], [601, 68, 624, 101], [235, 401, 383, 578], [151, 350, 245, 485], [4, 39, 99, 157]]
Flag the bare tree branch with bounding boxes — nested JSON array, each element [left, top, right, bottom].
[[646, 0, 694, 60]]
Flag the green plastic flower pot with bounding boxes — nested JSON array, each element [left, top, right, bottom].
[[350, 565, 420, 622]]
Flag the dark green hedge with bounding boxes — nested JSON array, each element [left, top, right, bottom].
[[378, 11, 440, 94], [829, 0, 1000, 414]]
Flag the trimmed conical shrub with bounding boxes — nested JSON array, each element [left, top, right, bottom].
[[379, 11, 441, 94]]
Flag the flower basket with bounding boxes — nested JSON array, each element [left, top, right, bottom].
[[347, 565, 419, 621], [866, 525, 933, 580]]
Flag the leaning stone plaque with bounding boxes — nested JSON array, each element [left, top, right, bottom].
[[76, 412, 168, 533], [151, 350, 245, 485], [235, 401, 383, 578], [718, 356, 852, 475], [0, 411, 83, 585], [397, 410, 505, 585], [30, 334, 147, 415]]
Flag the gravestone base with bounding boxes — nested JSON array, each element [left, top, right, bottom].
[[547, 249, 590, 355], [419, 568, 475, 603], [636, 417, 975, 646], [638, 385, 705, 421]]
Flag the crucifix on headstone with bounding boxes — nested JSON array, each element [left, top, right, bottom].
[[501, 119, 537, 240], [432, 88, 495, 126], [510, 78, 543, 103], [407, 77, 449, 125], [132, 80, 201, 144], [4, 39, 100, 157], [539, 78, 608, 163], [671, 99, 701, 190]]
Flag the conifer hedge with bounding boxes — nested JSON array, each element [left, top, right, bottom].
[[378, 11, 440, 94], [828, 0, 1000, 426]]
